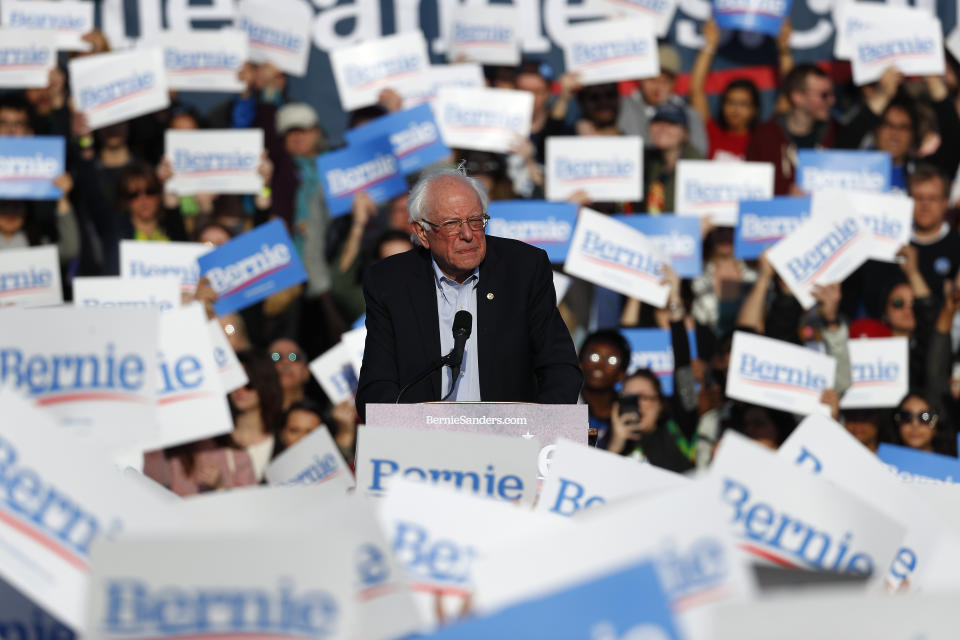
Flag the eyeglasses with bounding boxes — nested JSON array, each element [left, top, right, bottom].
[[127, 186, 161, 199], [271, 351, 303, 363], [894, 409, 937, 427], [880, 120, 912, 133], [420, 215, 489, 236], [889, 297, 913, 310], [587, 352, 619, 367]]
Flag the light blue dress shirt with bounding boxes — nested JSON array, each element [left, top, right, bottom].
[[432, 259, 481, 401]]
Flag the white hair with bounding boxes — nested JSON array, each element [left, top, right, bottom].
[[407, 165, 490, 245]]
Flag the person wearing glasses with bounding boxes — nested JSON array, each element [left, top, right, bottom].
[[355, 167, 582, 421], [268, 338, 312, 411], [893, 392, 954, 456]]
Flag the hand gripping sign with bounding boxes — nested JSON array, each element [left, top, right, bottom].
[[675, 160, 774, 227], [431, 87, 534, 153], [236, 0, 313, 77], [562, 18, 659, 86], [710, 431, 907, 586], [0, 28, 56, 89], [564, 207, 670, 308], [849, 14, 945, 86], [1, 0, 93, 51], [330, 31, 431, 111], [840, 337, 909, 409], [546, 136, 643, 203], [154, 28, 246, 93], [778, 414, 948, 592], [726, 331, 836, 415], [68, 48, 170, 131], [0, 135, 65, 200], [165, 129, 265, 195], [446, 4, 520, 66], [0, 245, 62, 308]]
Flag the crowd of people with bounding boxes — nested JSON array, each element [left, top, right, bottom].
[[3, 17, 960, 496]]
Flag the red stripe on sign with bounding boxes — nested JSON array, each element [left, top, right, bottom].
[[738, 542, 801, 569], [580, 254, 662, 283], [217, 263, 289, 299], [118, 633, 318, 640], [0, 507, 88, 572], [742, 377, 821, 395], [34, 392, 152, 406], [410, 582, 471, 598], [158, 391, 214, 405]]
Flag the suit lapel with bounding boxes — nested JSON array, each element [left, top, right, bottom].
[[477, 238, 503, 400], [408, 248, 442, 399]]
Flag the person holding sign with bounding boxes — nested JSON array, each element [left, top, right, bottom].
[[355, 167, 581, 420]]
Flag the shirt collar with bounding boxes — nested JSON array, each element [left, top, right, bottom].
[[431, 258, 479, 288]]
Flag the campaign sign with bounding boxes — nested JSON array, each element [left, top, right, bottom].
[[447, 4, 520, 66], [562, 18, 659, 85], [726, 331, 836, 415], [344, 104, 450, 176], [0, 245, 61, 308], [564, 208, 670, 308], [432, 87, 534, 153], [779, 415, 946, 591], [766, 212, 873, 309], [0, 136, 64, 200], [535, 438, 688, 518], [833, 2, 937, 60], [814, 189, 913, 263], [68, 48, 170, 131], [73, 276, 180, 312], [317, 138, 408, 217], [839, 337, 909, 409], [472, 482, 756, 640], [595, 0, 679, 38], [207, 318, 248, 393], [265, 426, 355, 491], [309, 341, 357, 404], [236, 0, 312, 77], [396, 63, 485, 108], [675, 160, 774, 227], [0, 28, 55, 88], [948, 26, 960, 65], [546, 136, 643, 203], [796, 149, 891, 193], [340, 326, 367, 381], [713, 0, 792, 36], [622, 327, 698, 395], [429, 560, 680, 640], [614, 214, 701, 278], [553, 270, 573, 303], [330, 31, 431, 111], [0, 390, 174, 629], [165, 129, 264, 195], [878, 443, 960, 484], [1, 0, 93, 51], [487, 200, 577, 263], [154, 29, 246, 93], [355, 427, 540, 505], [198, 219, 308, 315], [711, 431, 906, 583], [849, 15, 945, 86], [734, 196, 810, 260], [120, 239, 211, 294], [0, 577, 75, 640], [0, 306, 160, 453]]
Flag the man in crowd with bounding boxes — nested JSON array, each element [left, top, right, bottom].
[[909, 164, 960, 299]]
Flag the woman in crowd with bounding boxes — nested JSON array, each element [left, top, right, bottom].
[[893, 392, 956, 456], [578, 329, 632, 446], [226, 350, 285, 480]]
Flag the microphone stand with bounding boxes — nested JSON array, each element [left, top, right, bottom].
[[395, 348, 459, 403]]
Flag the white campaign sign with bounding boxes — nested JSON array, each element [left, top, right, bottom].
[[840, 337, 909, 409], [0, 306, 160, 452], [447, 5, 520, 66], [207, 318, 248, 393], [68, 48, 170, 131], [564, 207, 670, 307], [778, 414, 947, 591], [766, 212, 873, 309], [948, 27, 960, 67], [849, 15, 944, 85], [377, 479, 565, 626], [0, 390, 174, 629], [814, 190, 912, 263], [1, 0, 93, 51], [432, 87, 533, 153], [330, 31, 431, 111], [236, 0, 312, 77], [153, 29, 246, 93], [309, 340, 356, 404], [0, 28, 56, 88], [675, 160, 774, 227], [265, 426, 355, 491], [546, 136, 643, 202], [535, 438, 688, 517], [473, 481, 756, 640], [165, 129, 264, 195], [355, 427, 541, 505], [0, 245, 61, 308], [396, 63, 485, 108], [833, 2, 935, 59], [553, 270, 572, 302], [726, 331, 836, 415], [595, 0, 679, 38], [120, 240, 211, 295], [340, 326, 367, 380], [562, 18, 659, 85], [710, 431, 906, 586], [73, 276, 180, 312]]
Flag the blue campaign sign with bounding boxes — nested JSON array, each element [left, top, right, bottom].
[[344, 103, 450, 176], [622, 328, 697, 396], [317, 138, 408, 217], [198, 219, 308, 315], [877, 443, 960, 484], [0, 136, 64, 200], [424, 560, 680, 640], [613, 214, 702, 278], [487, 201, 577, 263], [713, 0, 793, 35], [796, 150, 892, 193], [735, 196, 810, 259]]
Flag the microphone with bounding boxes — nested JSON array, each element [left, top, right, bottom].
[[395, 310, 473, 403]]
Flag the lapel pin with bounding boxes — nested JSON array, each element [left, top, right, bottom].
[[487, 292, 494, 300]]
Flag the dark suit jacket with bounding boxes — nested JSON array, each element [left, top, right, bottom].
[[355, 235, 582, 421]]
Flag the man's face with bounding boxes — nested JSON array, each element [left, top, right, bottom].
[[413, 178, 487, 282], [911, 177, 948, 233], [648, 120, 686, 152], [516, 72, 550, 116], [875, 106, 913, 161], [0, 202, 26, 236], [0, 107, 30, 136], [640, 73, 674, 107], [280, 409, 322, 449], [794, 74, 834, 122]]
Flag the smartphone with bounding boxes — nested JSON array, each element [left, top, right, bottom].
[[618, 393, 640, 416]]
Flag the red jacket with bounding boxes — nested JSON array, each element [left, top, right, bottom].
[[745, 116, 836, 195]]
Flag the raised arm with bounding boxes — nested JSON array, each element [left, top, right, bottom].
[[690, 20, 720, 125]]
